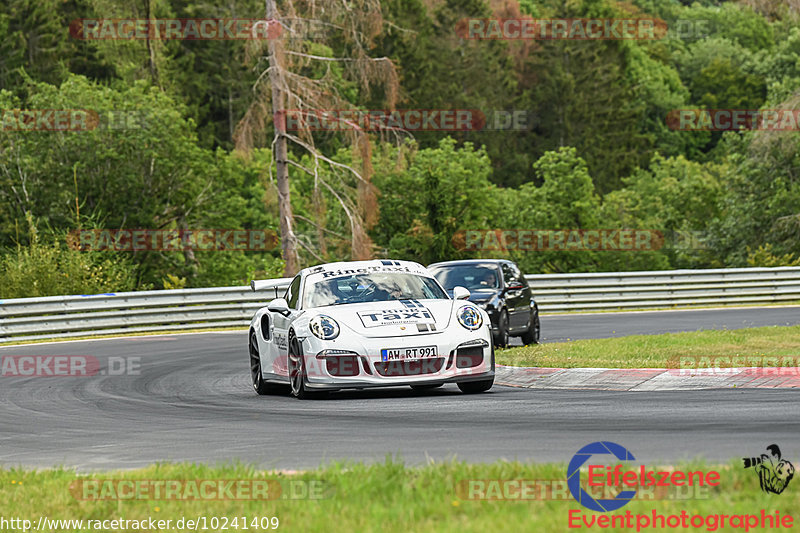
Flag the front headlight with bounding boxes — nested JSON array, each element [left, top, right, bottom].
[[309, 315, 340, 340], [457, 305, 483, 331]]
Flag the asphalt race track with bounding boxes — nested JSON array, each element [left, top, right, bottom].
[[1, 306, 799, 471]]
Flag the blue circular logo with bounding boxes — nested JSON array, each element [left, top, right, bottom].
[[567, 441, 637, 512]]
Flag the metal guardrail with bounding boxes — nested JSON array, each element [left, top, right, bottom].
[[1, 267, 799, 343], [528, 267, 800, 312]]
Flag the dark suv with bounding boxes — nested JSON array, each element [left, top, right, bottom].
[[427, 259, 540, 347]]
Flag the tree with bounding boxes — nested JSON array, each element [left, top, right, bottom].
[[602, 154, 725, 268], [371, 138, 499, 264], [710, 95, 800, 266], [0, 75, 215, 287], [235, 0, 399, 275]]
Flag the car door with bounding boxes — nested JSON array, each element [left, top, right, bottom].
[[501, 262, 527, 331], [271, 274, 302, 376], [514, 263, 534, 329]]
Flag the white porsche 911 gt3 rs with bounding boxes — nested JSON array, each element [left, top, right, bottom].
[[248, 259, 494, 399]]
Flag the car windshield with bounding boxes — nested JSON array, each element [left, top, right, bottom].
[[430, 265, 500, 291], [304, 273, 448, 308]]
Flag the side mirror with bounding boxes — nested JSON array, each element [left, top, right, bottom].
[[267, 298, 291, 316], [453, 286, 471, 300], [506, 282, 525, 291]]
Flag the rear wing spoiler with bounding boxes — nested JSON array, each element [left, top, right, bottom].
[[250, 278, 291, 298]]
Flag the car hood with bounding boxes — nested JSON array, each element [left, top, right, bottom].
[[309, 299, 459, 338], [467, 289, 501, 303], [444, 289, 500, 303]]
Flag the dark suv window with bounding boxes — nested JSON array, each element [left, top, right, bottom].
[[430, 264, 500, 292], [500, 263, 515, 287], [501, 262, 526, 287]]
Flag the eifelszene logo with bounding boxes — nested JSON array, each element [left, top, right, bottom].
[[567, 441, 721, 513], [743, 445, 795, 494], [568, 441, 638, 512]]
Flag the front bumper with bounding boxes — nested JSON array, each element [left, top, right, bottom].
[[299, 330, 494, 391]]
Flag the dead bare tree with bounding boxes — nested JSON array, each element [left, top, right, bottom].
[[235, 0, 400, 276]]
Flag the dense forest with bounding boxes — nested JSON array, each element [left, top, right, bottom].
[[1, 0, 799, 297]]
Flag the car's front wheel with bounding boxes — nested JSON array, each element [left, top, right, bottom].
[[250, 331, 278, 395], [493, 310, 510, 348], [288, 334, 326, 400], [458, 379, 494, 394]]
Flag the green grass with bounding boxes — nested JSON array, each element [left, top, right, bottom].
[[496, 325, 800, 369], [1, 459, 796, 532]]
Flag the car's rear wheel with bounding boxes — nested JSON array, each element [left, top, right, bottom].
[[520, 306, 541, 345], [410, 383, 443, 391], [288, 335, 326, 400], [458, 379, 494, 394], [494, 310, 510, 348], [250, 331, 275, 395]]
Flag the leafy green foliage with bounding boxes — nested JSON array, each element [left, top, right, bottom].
[[0, 0, 797, 296], [746, 244, 800, 267], [371, 138, 499, 264], [0, 215, 138, 298]]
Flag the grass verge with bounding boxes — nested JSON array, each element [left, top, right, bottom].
[[496, 325, 800, 369], [1, 459, 796, 532]]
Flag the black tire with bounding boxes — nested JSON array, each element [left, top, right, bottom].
[[410, 383, 443, 391], [493, 310, 510, 348], [458, 378, 494, 394], [250, 331, 275, 395], [288, 335, 327, 400], [520, 306, 541, 345]]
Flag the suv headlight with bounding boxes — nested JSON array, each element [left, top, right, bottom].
[[309, 315, 340, 340], [457, 305, 483, 331]]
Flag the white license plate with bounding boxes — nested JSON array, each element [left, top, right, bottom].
[[380, 346, 438, 362]]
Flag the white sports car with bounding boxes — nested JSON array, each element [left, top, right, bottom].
[[248, 259, 494, 399]]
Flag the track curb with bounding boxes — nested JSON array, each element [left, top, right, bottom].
[[495, 365, 800, 391]]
